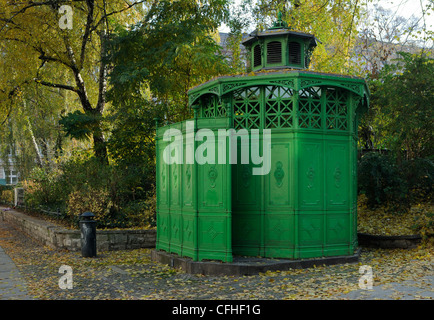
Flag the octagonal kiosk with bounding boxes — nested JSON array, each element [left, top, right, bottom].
[[155, 16, 369, 263]]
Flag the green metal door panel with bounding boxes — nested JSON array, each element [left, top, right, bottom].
[[231, 210, 261, 256], [298, 140, 324, 211], [232, 160, 262, 256], [169, 163, 181, 208], [181, 213, 197, 258], [194, 118, 232, 261], [351, 207, 358, 247], [156, 210, 170, 252], [232, 163, 261, 210], [324, 245, 351, 257], [264, 213, 295, 258], [326, 212, 350, 245], [182, 163, 194, 208], [298, 212, 324, 258], [198, 214, 232, 262], [156, 139, 169, 210], [169, 211, 182, 255], [352, 140, 358, 209], [325, 141, 350, 210], [197, 163, 227, 211], [156, 127, 169, 252], [196, 117, 229, 129], [265, 141, 292, 209], [196, 160, 232, 261]]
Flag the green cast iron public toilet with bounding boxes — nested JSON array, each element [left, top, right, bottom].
[[155, 15, 369, 263]]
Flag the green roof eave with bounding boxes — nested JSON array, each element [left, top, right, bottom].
[[188, 69, 369, 107], [241, 29, 321, 47]]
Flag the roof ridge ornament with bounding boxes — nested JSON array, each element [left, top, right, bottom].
[[270, 11, 289, 30]]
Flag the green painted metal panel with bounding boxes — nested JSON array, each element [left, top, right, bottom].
[[155, 116, 233, 262], [156, 68, 369, 263]]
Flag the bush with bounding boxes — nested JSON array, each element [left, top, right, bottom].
[[358, 152, 408, 208], [22, 167, 64, 209], [121, 186, 156, 228], [17, 151, 156, 229], [400, 158, 433, 202], [66, 188, 115, 228], [0, 185, 14, 205]]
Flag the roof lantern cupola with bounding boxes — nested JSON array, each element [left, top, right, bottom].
[[242, 11, 319, 71]]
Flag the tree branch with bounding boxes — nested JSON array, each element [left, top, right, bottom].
[[91, 0, 149, 33], [79, 0, 95, 70], [35, 78, 79, 93]]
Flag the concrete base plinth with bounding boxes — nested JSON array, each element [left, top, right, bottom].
[[151, 249, 360, 276]]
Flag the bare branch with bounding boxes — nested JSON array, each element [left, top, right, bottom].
[[79, 0, 95, 70], [91, 0, 149, 33], [35, 79, 79, 93]]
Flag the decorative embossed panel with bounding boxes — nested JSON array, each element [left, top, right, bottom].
[[157, 142, 168, 209], [197, 164, 224, 209], [156, 210, 170, 252], [299, 214, 323, 246], [198, 216, 231, 261], [326, 142, 350, 209], [232, 211, 261, 256], [181, 214, 196, 257], [232, 163, 260, 209], [182, 163, 193, 207], [326, 213, 349, 245], [299, 141, 323, 210], [264, 214, 294, 246], [169, 212, 182, 255], [265, 142, 292, 208], [169, 163, 180, 207]]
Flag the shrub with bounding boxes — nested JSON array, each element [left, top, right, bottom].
[[121, 186, 156, 229], [411, 206, 434, 246], [0, 185, 14, 205], [22, 167, 64, 209], [66, 188, 114, 228], [358, 152, 408, 208], [400, 158, 433, 203]]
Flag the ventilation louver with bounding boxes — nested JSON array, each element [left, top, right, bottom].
[[288, 42, 301, 65], [253, 45, 262, 67], [267, 41, 282, 64]]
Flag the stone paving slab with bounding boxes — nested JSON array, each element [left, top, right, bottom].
[[337, 275, 434, 300], [0, 246, 31, 300]]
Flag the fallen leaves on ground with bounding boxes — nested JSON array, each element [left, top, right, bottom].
[[357, 195, 433, 237], [0, 219, 433, 300]]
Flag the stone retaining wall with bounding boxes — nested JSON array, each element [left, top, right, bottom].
[[357, 232, 422, 249], [0, 208, 156, 252]]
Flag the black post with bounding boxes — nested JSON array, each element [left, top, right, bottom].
[[80, 211, 97, 257]]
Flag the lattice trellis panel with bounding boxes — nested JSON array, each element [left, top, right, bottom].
[[325, 88, 348, 130], [201, 95, 226, 118], [298, 86, 322, 129], [200, 85, 349, 131], [233, 86, 262, 130], [265, 86, 294, 128]]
